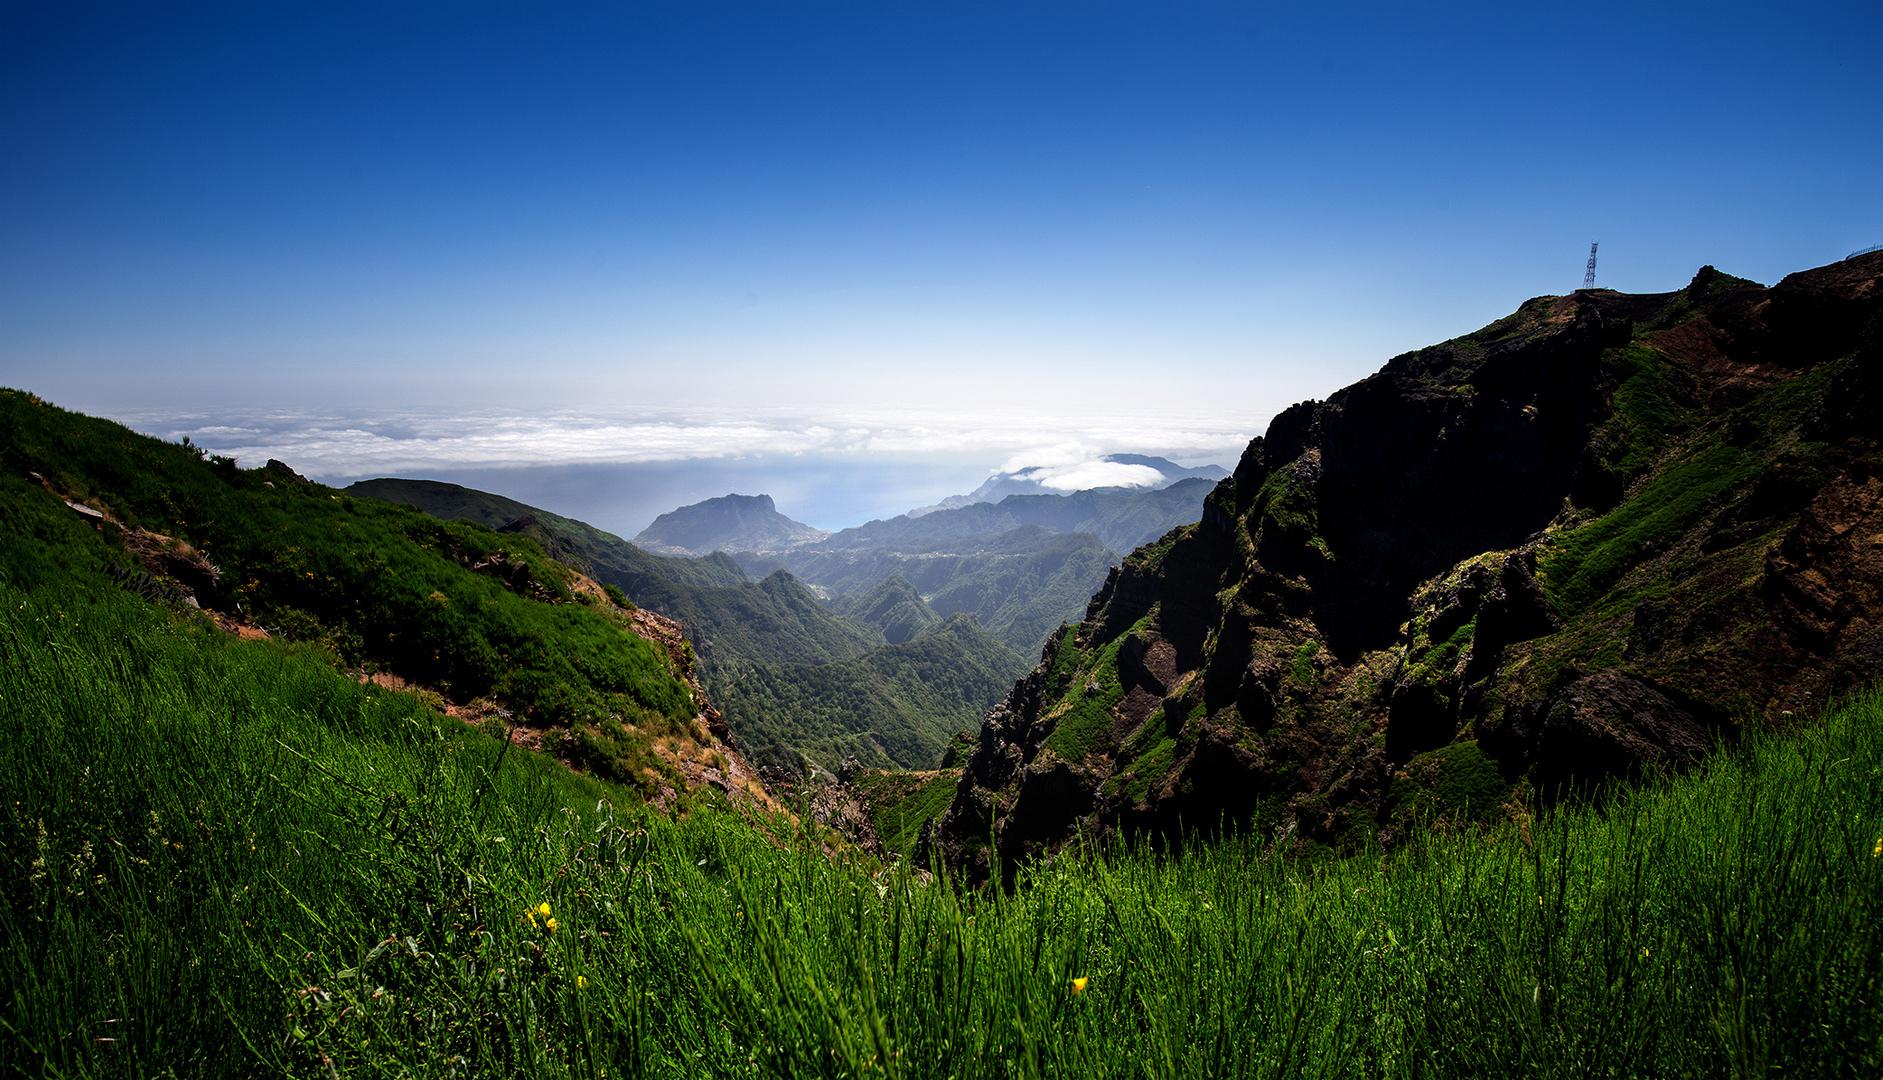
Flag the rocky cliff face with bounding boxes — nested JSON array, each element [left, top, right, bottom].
[[934, 252, 1883, 883], [633, 493, 831, 556]]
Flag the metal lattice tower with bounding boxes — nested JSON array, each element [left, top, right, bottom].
[[1582, 242, 1599, 289]]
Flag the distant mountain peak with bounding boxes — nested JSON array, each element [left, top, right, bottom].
[[633, 493, 830, 556]]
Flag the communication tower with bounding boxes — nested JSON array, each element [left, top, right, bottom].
[[1582, 242, 1599, 289]]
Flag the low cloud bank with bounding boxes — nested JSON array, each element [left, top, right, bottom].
[[120, 407, 1251, 483], [1023, 461, 1165, 491]]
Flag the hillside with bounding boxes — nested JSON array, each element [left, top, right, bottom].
[[10, 550, 1878, 1074], [6, 291, 1880, 1075], [741, 526, 1120, 653], [934, 253, 1883, 882], [632, 492, 829, 555], [823, 476, 1214, 556], [346, 477, 877, 671], [724, 480, 1210, 659], [344, 477, 750, 591], [837, 572, 941, 643], [0, 392, 766, 807]]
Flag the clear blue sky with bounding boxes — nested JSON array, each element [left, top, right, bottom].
[[3, 1, 1879, 529]]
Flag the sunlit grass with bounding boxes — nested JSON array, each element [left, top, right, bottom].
[[4, 582, 1880, 1077]]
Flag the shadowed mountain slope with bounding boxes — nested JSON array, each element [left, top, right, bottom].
[[837, 573, 942, 644], [823, 478, 1214, 556], [933, 253, 1883, 884]]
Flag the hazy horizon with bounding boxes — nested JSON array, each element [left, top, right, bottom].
[[110, 401, 1251, 534], [5, 1, 1879, 536]]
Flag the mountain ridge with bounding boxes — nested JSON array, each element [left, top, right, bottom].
[[931, 253, 1883, 884], [824, 477, 1215, 556]]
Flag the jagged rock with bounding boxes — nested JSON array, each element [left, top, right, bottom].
[[756, 765, 885, 857], [937, 730, 975, 768], [263, 459, 309, 484], [934, 251, 1883, 883], [1526, 671, 1718, 789], [122, 527, 221, 602]]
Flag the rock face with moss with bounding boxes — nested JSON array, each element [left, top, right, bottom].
[[935, 252, 1883, 882]]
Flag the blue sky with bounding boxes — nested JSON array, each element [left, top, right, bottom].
[[3, 2, 1880, 532]]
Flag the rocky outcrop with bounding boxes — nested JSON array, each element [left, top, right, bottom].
[[935, 253, 1883, 882], [263, 459, 309, 484], [633, 493, 831, 556], [755, 764, 886, 857], [1507, 671, 1717, 791]]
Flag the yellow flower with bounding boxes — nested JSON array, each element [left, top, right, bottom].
[[1070, 977, 1088, 995], [576, 975, 588, 989], [536, 902, 552, 917], [545, 918, 559, 934], [1873, 836, 1881, 858]]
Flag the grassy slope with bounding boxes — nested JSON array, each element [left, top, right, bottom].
[[628, 569, 881, 667], [6, 565, 1878, 1075], [852, 768, 962, 856], [344, 477, 757, 593], [347, 477, 877, 668], [0, 391, 706, 793]]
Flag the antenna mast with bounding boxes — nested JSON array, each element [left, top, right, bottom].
[[1582, 242, 1599, 289]]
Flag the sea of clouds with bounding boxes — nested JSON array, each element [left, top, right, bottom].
[[126, 406, 1248, 485], [109, 406, 1253, 535]]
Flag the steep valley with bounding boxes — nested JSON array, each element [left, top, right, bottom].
[[344, 478, 1039, 771]]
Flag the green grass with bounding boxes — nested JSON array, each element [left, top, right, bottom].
[[1543, 439, 1755, 619], [1289, 638, 1320, 688], [0, 390, 699, 735], [1120, 735, 1176, 801], [1540, 356, 1838, 622], [1039, 633, 1129, 763], [5, 576, 1883, 1076], [1386, 740, 1514, 827], [852, 770, 962, 856]]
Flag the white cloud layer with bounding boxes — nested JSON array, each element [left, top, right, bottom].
[[1022, 462, 1166, 491], [117, 406, 1253, 482]]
